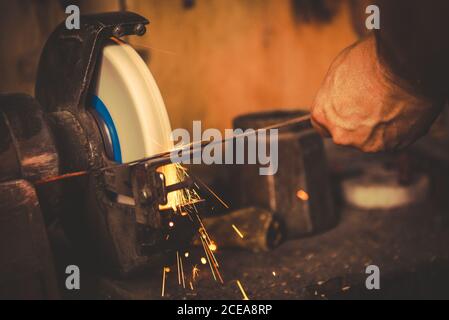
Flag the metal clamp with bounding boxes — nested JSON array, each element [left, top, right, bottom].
[[103, 158, 193, 225]]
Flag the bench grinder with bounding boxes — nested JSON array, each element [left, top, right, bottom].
[[0, 12, 196, 285]]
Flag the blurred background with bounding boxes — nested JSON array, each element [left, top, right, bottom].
[[0, 0, 369, 132]]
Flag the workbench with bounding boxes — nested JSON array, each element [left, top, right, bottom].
[[94, 201, 449, 300]]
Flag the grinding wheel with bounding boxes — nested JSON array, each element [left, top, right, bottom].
[[91, 38, 174, 163], [90, 38, 182, 208]]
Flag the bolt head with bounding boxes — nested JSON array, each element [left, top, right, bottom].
[[141, 189, 149, 199], [112, 25, 125, 38], [134, 24, 146, 36]]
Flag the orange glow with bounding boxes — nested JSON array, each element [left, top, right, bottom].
[[236, 280, 250, 300], [209, 242, 217, 252], [296, 190, 309, 201], [192, 265, 200, 280], [232, 224, 244, 239]]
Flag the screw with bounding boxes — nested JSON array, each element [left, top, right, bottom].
[[112, 25, 125, 38], [141, 188, 151, 203], [134, 23, 146, 36]]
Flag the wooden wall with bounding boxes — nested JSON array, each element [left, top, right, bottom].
[[0, 0, 64, 94], [128, 0, 357, 131], [0, 0, 357, 131]]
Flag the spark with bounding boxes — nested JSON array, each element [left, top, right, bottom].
[[209, 242, 217, 252], [200, 236, 217, 281], [161, 267, 170, 297], [175, 251, 186, 289], [232, 224, 245, 239], [34, 170, 88, 185], [128, 40, 178, 56], [158, 164, 227, 294], [194, 176, 229, 209], [176, 251, 181, 285], [169, 221, 175, 228], [296, 189, 309, 201], [192, 265, 200, 281], [159, 164, 188, 211], [195, 213, 220, 267], [236, 280, 250, 300], [272, 271, 277, 277], [199, 228, 222, 282], [180, 254, 186, 289]]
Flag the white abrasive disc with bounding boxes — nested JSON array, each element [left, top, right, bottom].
[[91, 38, 182, 208], [92, 38, 174, 163]]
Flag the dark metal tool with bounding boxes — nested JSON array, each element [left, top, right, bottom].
[[233, 111, 336, 239], [1, 12, 199, 278]]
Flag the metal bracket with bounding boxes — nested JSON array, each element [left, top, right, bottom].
[[36, 12, 149, 114], [103, 157, 193, 226]]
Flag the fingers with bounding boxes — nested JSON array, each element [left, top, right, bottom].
[[311, 89, 333, 138], [309, 35, 387, 152], [311, 113, 331, 138]]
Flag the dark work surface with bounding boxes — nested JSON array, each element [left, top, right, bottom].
[[94, 201, 449, 300]]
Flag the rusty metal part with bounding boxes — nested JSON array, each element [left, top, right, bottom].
[[0, 94, 58, 183], [0, 94, 59, 299], [233, 111, 336, 239], [194, 207, 284, 252], [0, 93, 61, 225], [0, 180, 58, 299]]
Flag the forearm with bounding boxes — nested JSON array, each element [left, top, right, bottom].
[[374, 0, 449, 100]]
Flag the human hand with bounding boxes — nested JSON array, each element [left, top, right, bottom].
[[311, 34, 442, 152]]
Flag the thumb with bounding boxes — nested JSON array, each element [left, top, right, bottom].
[[311, 111, 332, 138]]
